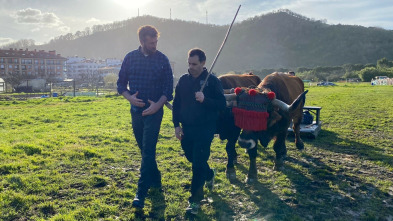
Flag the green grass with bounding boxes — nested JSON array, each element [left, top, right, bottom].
[[0, 83, 392, 220]]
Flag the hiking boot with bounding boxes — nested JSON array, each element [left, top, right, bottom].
[[205, 168, 216, 190], [186, 202, 200, 215], [132, 194, 145, 209]]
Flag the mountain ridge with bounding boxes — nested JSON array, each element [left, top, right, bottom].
[[4, 10, 393, 76]]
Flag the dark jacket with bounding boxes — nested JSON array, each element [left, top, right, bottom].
[[173, 68, 226, 127]]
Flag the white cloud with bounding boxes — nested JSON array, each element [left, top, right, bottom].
[[57, 26, 71, 32], [15, 8, 63, 27], [0, 37, 15, 46], [86, 17, 100, 24]]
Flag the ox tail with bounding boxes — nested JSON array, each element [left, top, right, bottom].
[[289, 90, 308, 112]]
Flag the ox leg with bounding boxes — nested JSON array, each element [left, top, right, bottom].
[[246, 147, 258, 184], [225, 138, 238, 180], [273, 132, 287, 171], [292, 117, 304, 150]]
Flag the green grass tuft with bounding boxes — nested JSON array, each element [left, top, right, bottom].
[[14, 143, 42, 155]]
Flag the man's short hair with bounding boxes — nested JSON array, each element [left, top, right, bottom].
[[138, 25, 160, 42], [188, 48, 206, 63]]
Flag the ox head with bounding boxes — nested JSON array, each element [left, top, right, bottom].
[[225, 88, 308, 150]]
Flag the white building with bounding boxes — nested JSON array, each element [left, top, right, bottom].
[[66, 56, 106, 83], [105, 58, 122, 67], [0, 78, 4, 92]]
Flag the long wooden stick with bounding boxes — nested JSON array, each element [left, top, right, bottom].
[[165, 5, 241, 110], [200, 4, 241, 92]]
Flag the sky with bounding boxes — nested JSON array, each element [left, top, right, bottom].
[[1, 0, 393, 47]]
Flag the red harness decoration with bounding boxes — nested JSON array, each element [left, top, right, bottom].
[[232, 107, 269, 131]]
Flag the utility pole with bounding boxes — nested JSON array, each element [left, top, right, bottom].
[[170, 8, 172, 19], [138, 8, 139, 17], [206, 10, 208, 24]]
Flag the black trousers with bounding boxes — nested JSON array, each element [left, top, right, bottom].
[[181, 124, 215, 203], [131, 108, 163, 198]]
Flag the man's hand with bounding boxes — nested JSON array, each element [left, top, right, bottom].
[[128, 91, 145, 107], [175, 126, 184, 140], [142, 99, 161, 116], [195, 91, 204, 103]]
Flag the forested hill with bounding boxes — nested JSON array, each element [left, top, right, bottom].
[[8, 10, 393, 76]]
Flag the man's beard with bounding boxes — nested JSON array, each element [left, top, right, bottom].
[[143, 46, 156, 55]]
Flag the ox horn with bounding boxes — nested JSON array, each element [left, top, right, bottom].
[[271, 90, 309, 113], [271, 99, 290, 112]]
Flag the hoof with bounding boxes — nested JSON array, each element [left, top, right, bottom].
[[296, 141, 304, 150], [226, 167, 236, 180], [274, 158, 284, 171]]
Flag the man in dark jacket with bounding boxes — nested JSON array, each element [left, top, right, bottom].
[[172, 48, 226, 215]]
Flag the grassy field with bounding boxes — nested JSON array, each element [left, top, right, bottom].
[[0, 83, 392, 220]]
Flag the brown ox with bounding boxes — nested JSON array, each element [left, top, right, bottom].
[[222, 72, 307, 183], [217, 72, 261, 178], [219, 72, 261, 92]]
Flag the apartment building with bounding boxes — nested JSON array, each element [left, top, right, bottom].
[[0, 48, 67, 81], [65, 56, 107, 83]]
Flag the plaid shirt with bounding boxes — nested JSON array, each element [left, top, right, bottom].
[[117, 47, 173, 111]]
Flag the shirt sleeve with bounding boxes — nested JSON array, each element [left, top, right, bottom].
[[172, 77, 182, 128], [162, 56, 174, 101], [117, 54, 130, 95]]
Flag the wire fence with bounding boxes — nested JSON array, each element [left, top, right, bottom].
[[0, 85, 119, 100]]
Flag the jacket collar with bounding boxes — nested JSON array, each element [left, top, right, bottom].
[[188, 68, 208, 80]]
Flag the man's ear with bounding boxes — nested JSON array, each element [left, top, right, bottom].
[[201, 61, 206, 66], [139, 38, 145, 46]]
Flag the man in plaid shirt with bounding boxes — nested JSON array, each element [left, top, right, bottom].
[[117, 25, 173, 209]]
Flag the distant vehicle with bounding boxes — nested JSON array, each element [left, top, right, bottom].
[[372, 76, 390, 85], [317, 82, 337, 86], [80, 83, 89, 88]]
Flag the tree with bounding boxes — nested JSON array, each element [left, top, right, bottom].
[[358, 67, 379, 81], [103, 73, 117, 88], [3, 72, 28, 91], [377, 58, 393, 69], [1, 39, 35, 49], [84, 27, 91, 36], [81, 70, 103, 89]]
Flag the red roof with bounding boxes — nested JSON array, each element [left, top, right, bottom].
[[0, 48, 66, 60]]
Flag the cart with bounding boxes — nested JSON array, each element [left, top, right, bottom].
[[288, 106, 322, 138]]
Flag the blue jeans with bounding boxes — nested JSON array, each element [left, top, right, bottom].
[[181, 124, 215, 203], [131, 107, 163, 198]]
